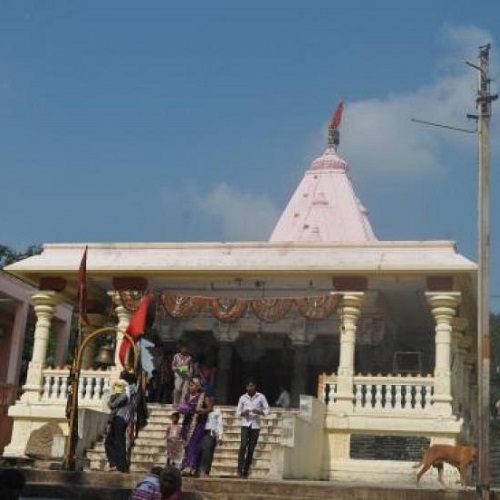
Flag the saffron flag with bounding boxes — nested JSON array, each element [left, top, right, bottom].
[[77, 247, 88, 325], [119, 291, 153, 367], [330, 100, 344, 130]]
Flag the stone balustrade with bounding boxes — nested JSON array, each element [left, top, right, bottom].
[[41, 368, 111, 408], [318, 373, 435, 413]]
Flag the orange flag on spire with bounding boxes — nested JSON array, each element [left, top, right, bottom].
[[330, 100, 344, 130], [119, 291, 153, 367]]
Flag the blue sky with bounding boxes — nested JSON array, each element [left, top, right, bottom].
[[1, 1, 499, 309]]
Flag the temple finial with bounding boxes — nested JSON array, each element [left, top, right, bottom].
[[328, 100, 344, 149]]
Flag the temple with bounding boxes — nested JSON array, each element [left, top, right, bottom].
[[0, 104, 478, 483]]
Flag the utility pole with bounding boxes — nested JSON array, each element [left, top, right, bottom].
[[467, 43, 497, 500]]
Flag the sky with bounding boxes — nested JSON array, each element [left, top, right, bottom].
[[0, 1, 499, 309]]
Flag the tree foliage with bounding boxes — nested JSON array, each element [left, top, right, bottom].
[[0, 244, 42, 269]]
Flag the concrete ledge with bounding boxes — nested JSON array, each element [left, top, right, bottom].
[[14, 469, 489, 499]]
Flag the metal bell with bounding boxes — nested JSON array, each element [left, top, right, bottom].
[[93, 344, 115, 368]]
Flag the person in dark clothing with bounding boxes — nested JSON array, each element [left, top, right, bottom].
[[196, 399, 223, 477], [105, 370, 138, 472]]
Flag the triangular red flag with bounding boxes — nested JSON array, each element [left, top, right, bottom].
[[330, 100, 344, 130], [119, 291, 153, 367], [77, 247, 88, 325]]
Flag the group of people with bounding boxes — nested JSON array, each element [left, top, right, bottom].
[[148, 342, 216, 405], [105, 341, 285, 493], [128, 376, 271, 499]]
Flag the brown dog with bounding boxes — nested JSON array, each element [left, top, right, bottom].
[[415, 444, 477, 488]]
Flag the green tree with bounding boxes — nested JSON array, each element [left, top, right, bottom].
[[0, 244, 42, 269]]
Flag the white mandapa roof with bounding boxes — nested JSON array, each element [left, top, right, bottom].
[[5, 241, 476, 278]]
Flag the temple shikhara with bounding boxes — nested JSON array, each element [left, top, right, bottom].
[[0, 103, 477, 484]]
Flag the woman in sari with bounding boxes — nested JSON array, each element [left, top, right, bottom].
[[175, 377, 213, 476]]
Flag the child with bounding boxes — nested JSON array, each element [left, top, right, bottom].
[[165, 412, 184, 468]]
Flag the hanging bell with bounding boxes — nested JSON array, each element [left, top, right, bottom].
[[93, 344, 115, 368]]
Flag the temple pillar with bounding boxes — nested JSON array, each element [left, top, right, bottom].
[[21, 292, 59, 403], [335, 292, 364, 412], [214, 322, 237, 404], [215, 342, 233, 404], [291, 343, 309, 407], [426, 292, 461, 416], [108, 291, 131, 376]]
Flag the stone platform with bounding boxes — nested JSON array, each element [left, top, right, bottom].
[[12, 469, 489, 499]]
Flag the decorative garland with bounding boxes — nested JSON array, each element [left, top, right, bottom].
[[251, 298, 293, 323], [295, 295, 341, 320], [160, 293, 340, 323], [209, 298, 248, 323], [161, 295, 204, 320]]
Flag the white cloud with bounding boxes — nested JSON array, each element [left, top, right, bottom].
[[190, 183, 280, 240], [337, 25, 496, 179]]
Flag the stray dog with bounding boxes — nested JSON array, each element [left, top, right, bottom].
[[414, 444, 477, 489]]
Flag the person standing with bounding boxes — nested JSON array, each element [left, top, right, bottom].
[[165, 412, 184, 468], [274, 386, 291, 409], [235, 379, 270, 478], [197, 399, 224, 477], [105, 371, 138, 473], [176, 377, 212, 476], [171, 343, 193, 405]]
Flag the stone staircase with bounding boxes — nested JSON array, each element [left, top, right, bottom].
[[85, 404, 292, 479]]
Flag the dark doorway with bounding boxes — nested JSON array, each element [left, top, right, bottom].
[[229, 334, 293, 405]]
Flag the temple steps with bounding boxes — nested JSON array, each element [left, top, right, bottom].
[[84, 403, 293, 479]]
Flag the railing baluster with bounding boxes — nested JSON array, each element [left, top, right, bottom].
[[374, 384, 383, 409], [394, 384, 402, 409], [355, 384, 363, 408], [405, 384, 412, 409], [43, 375, 51, 399]]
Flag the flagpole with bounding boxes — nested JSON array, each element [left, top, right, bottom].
[[62, 247, 87, 470]]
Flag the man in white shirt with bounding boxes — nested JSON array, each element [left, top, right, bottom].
[[235, 379, 270, 478], [196, 399, 224, 477]]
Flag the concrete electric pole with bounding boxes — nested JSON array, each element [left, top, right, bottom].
[[467, 43, 497, 499]]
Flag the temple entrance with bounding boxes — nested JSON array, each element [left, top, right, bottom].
[[228, 333, 294, 405]]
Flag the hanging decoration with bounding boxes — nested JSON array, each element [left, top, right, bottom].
[[161, 294, 204, 320], [295, 294, 341, 320], [209, 298, 248, 323], [159, 292, 340, 323], [251, 298, 292, 323]]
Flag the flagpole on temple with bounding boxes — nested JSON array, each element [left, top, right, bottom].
[[62, 246, 87, 470]]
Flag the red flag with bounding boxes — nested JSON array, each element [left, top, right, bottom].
[[77, 247, 88, 325], [330, 100, 344, 130], [119, 291, 153, 367]]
